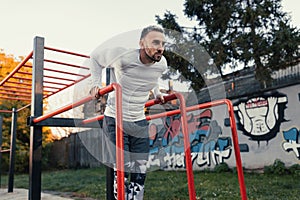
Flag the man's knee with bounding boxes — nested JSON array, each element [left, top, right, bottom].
[[130, 173, 146, 185]]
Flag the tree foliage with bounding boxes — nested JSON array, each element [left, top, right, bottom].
[[0, 50, 54, 172], [156, 0, 300, 88]]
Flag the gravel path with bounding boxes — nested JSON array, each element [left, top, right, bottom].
[[0, 188, 76, 200]]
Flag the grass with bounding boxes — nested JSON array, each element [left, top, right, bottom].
[[1, 166, 300, 199]]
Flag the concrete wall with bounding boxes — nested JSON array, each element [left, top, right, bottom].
[[146, 84, 300, 170]]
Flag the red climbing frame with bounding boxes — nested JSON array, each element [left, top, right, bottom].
[[0, 45, 90, 111]]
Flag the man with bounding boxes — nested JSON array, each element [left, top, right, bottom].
[[88, 25, 167, 199]]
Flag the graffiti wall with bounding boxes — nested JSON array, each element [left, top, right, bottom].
[[147, 84, 300, 170], [147, 103, 235, 170]]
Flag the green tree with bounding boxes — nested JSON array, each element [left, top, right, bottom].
[[156, 0, 300, 88], [0, 50, 54, 172]]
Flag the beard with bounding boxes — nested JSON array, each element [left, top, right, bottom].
[[145, 51, 162, 62]]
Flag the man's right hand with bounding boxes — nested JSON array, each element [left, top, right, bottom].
[[89, 86, 101, 99]]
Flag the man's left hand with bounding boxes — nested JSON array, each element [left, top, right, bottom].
[[156, 94, 165, 104]]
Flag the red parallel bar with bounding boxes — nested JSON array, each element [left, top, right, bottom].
[[7, 80, 31, 86], [12, 76, 32, 81], [0, 149, 11, 153], [146, 99, 226, 121], [0, 91, 31, 97], [0, 96, 31, 101], [1, 85, 32, 91], [44, 46, 90, 58], [0, 110, 13, 113], [224, 99, 247, 200], [23, 64, 32, 68], [0, 51, 33, 86], [23, 63, 86, 78], [43, 85, 64, 90], [43, 67, 87, 77], [145, 93, 177, 107], [44, 59, 89, 70], [81, 94, 178, 125], [0, 88, 32, 94], [44, 75, 75, 82], [112, 83, 125, 200], [176, 93, 196, 200], [44, 80, 69, 86], [43, 74, 91, 99], [17, 104, 32, 112], [81, 115, 104, 124], [32, 84, 115, 124], [16, 71, 32, 76]]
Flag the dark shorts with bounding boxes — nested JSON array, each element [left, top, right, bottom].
[[103, 116, 150, 165]]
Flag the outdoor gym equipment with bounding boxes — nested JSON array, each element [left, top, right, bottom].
[[0, 36, 247, 200]]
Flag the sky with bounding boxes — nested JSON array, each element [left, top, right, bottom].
[[0, 0, 299, 58], [1, 0, 298, 137]]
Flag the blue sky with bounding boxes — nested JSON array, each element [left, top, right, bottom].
[[0, 0, 299, 57]]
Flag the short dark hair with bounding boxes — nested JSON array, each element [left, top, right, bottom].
[[140, 25, 164, 40]]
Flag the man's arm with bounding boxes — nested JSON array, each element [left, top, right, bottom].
[[84, 56, 104, 99], [153, 85, 165, 104]]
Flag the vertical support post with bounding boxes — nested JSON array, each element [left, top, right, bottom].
[[106, 68, 110, 87], [0, 116, 3, 188], [29, 36, 44, 200], [105, 68, 114, 200], [113, 83, 124, 200], [225, 100, 247, 200], [106, 166, 114, 200], [177, 93, 196, 200], [8, 108, 17, 192]]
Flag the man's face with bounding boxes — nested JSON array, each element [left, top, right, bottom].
[[140, 31, 165, 62]]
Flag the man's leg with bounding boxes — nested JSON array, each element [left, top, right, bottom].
[[113, 162, 132, 200], [103, 116, 131, 200], [126, 119, 150, 200], [128, 159, 148, 200]]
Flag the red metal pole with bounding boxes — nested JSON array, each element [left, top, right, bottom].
[[43, 67, 87, 77], [32, 84, 114, 124], [44, 46, 90, 58], [176, 93, 196, 200], [112, 83, 125, 200], [0, 110, 13, 113], [0, 51, 33, 86], [0, 96, 31, 102], [43, 74, 91, 99], [44, 59, 90, 70], [81, 115, 104, 125], [81, 93, 178, 125], [145, 93, 177, 107], [224, 99, 247, 200], [33, 95, 92, 123]]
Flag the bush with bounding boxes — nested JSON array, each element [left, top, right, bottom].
[[264, 159, 289, 175], [214, 162, 232, 173], [42, 142, 53, 170], [288, 164, 300, 175], [15, 150, 29, 173]]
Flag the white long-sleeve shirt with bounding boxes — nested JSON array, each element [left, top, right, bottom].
[[87, 47, 168, 121]]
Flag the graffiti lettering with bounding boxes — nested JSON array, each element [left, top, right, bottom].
[[148, 109, 233, 170], [282, 127, 300, 159]]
